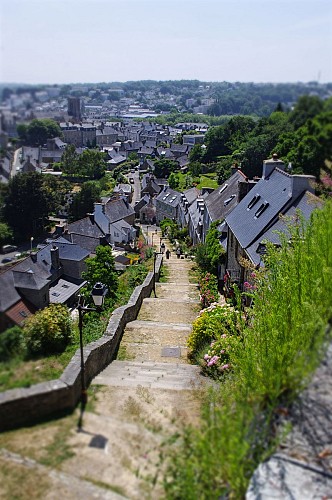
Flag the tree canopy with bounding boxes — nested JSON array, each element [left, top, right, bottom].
[[82, 245, 118, 303], [17, 119, 63, 146], [3, 172, 71, 238]]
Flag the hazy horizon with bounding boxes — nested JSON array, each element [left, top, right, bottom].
[[1, 0, 331, 85]]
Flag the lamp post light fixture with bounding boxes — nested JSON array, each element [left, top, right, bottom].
[[30, 236, 34, 253], [146, 225, 150, 245], [77, 282, 108, 430]]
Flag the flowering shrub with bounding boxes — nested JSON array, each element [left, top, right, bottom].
[[199, 272, 219, 308], [202, 333, 241, 379], [187, 303, 242, 359]]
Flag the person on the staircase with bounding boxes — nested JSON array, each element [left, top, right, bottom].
[[166, 249, 171, 259], [160, 242, 166, 254], [176, 247, 181, 259]]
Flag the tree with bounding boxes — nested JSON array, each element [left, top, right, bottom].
[[17, 119, 63, 146], [154, 159, 178, 178], [189, 144, 204, 163], [168, 172, 179, 189], [61, 144, 79, 175], [3, 172, 65, 238], [23, 304, 73, 355], [82, 245, 118, 303], [68, 181, 101, 221], [0, 222, 13, 247], [77, 149, 107, 179], [195, 221, 225, 275], [289, 95, 324, 129]]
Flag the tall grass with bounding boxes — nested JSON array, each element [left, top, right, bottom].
[[163, 201, 332, 499]]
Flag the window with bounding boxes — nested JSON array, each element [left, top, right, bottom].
[[52, 292, 60, 297], [219, 183, 228, 194], [19, 310, 27, 318], [254, 202, 269, 218], [247, 195, 261, 210], [224, 194, 236, 206], [62, 284, 70, 289]]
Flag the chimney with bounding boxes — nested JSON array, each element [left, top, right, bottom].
[[238, 180, 255, 201], [30, 252, 37, 263], [291, 174, 315, 199], [231, 162, 239, 176], [50, 245, 60, 270], [54, 224, 64, 235], [87, 213, 95, 224], [262, 153, 285, 179]]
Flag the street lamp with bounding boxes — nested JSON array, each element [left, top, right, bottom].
[[30, 237, 34, 253], [146, 225, 150, 245], [77, 282, 108, 430]]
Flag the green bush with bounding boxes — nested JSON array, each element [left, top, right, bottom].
[[23, 304, 73, 355], [0, 326, 25, 361], [187, 303, 242, 358], [127, 264, 148, 288]]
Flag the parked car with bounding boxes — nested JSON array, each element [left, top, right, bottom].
[[2, 244, 17, 254], [2, 257, 13, 263]]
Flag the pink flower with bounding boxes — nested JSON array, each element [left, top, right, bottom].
[[221, 364, 230, 370], [204, 354, 211, 360]]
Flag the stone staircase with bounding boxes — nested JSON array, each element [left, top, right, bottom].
[[62, 233, 208, 499]]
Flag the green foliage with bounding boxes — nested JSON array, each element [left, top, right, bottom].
[[23, 304, 73, 355], [3, 172, 70, 238], [188, 303, 241, 356], [82, 245, 118, 303], [153, 159, 178, 178], [126, 263, 148, 287], [17, 119, 62, 146], [164, 200, 332, 499], [168, 172, 179, 189], [61, 147, 107, 179], [0, 222, 13, 247], [0, 326, 25, 362], [68, 180, 101, 221], [194, 221, 225, 275]]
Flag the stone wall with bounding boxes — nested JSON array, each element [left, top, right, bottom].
[[0, 256, 162, 431]]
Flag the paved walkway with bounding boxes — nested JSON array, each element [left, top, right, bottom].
[[61, 232, 208, 499]]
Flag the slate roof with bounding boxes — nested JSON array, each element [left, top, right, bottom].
[[49, 276, 86, 304], [104, 197, 135, 223], [134, 194, 150, 212], [0, 269, 22, 312], [226, 168, 295, 249], [68, 217, 104, 238], [205, 170, 248, 223], [245, 191, 323, 265], [183, 187, 200, 206], [156, 187, 182, 208]]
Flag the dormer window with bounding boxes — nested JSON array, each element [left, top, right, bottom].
[[219, 183, 228, 194], [224, 194, 236, 206], [254, 202, 269, 218], [247, 195, 261, 210]]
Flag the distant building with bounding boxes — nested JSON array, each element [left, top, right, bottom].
[[67, 97, 82, 121]]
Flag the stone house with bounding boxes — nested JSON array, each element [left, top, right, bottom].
[[224, 155, 320, 289]]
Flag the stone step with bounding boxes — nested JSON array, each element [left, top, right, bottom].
[[155, 283, 199, 300], [137, 298, 199, 323], [93, 360, 203, 390]]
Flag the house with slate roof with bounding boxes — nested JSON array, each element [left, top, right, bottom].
[[141, 173, 161, 197], [155, 186, 182, 224], [202, 167, 255, 243], [0, 241, 88, 332], [224, 155, 320, 288]]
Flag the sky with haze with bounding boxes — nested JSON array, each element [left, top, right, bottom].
[[0, 0, 331, 84]]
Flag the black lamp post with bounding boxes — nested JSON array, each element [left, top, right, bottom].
[[77, 282, 108, 430]]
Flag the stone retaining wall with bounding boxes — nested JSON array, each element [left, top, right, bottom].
[[0, 256, 162, 431]]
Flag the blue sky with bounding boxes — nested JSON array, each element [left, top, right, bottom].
[[0, 0, 331, 84]]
